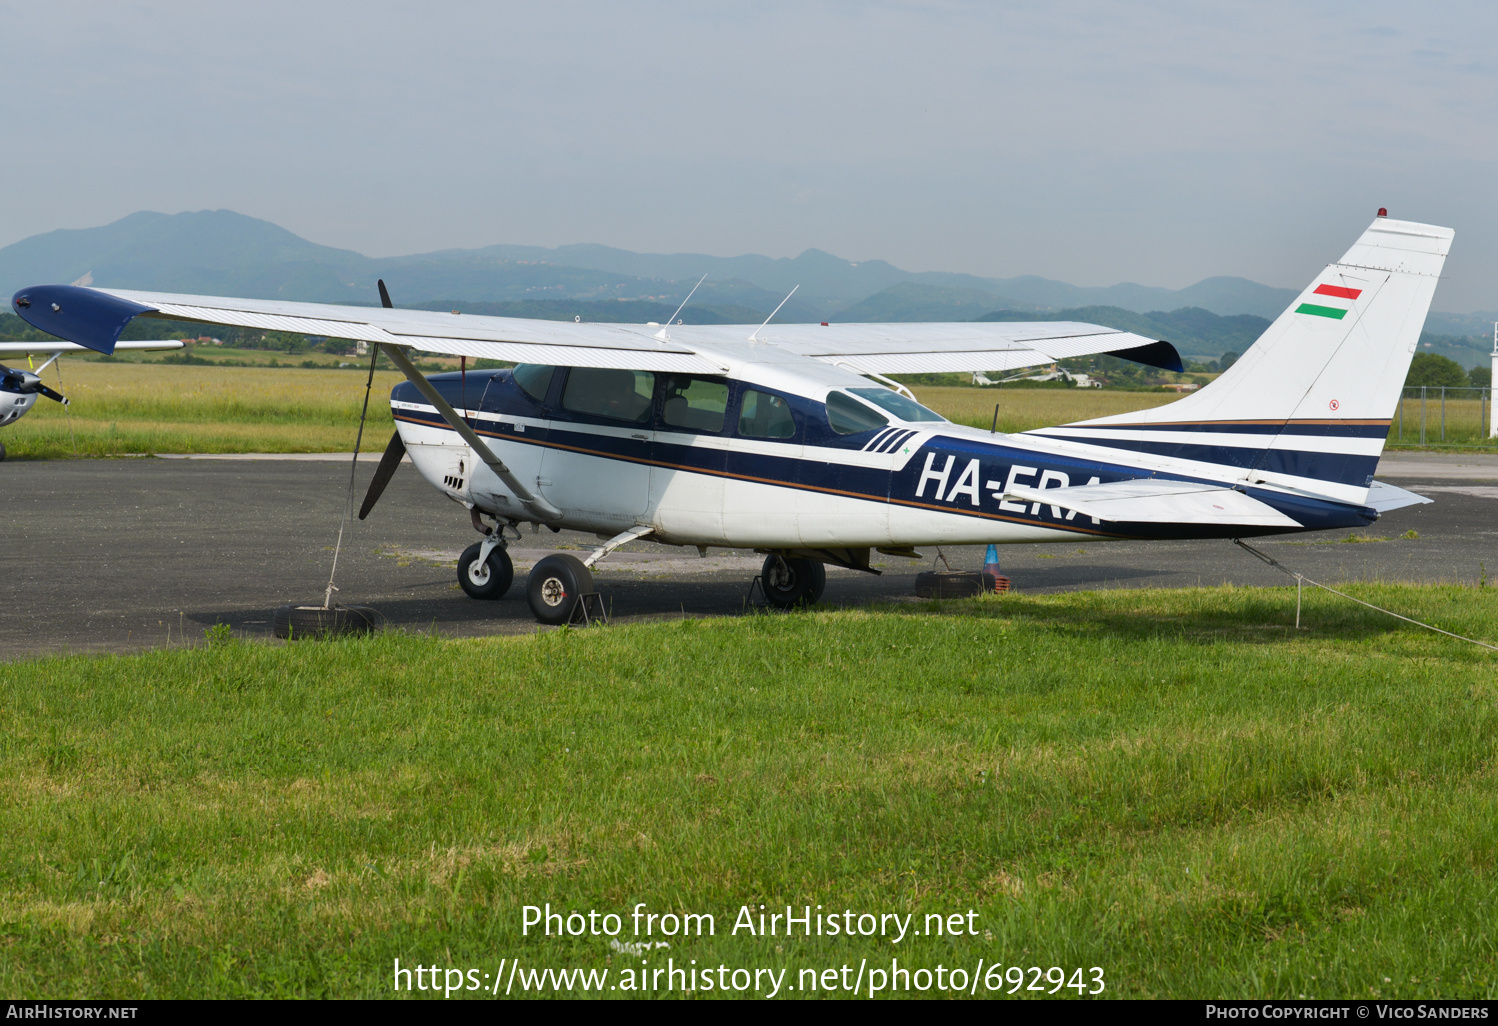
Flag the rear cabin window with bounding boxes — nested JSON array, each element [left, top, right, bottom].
[[661, 375, 729, 433], [825, 390, 889, 434], [738, 389, 796, 439], [562, 368, 655, 423], [513, 364, 556, 402]]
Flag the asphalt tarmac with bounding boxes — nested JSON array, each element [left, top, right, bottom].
[[4, 453, 1497, 659]]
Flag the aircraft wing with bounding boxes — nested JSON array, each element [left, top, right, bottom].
[[0, 340, 184, 355], [720, 322, 1182, 374], [1002, 477, 1303, 527], [9, 284, 1181, 375], [11, 286, 731, 373]]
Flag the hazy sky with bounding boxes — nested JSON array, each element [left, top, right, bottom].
[[4, 1, 1497, 310]]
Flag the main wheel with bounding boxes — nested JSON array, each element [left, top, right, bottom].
[[526, 553, 594, 625], [458, 542, 514, 599], [761, 554, 826, 609]]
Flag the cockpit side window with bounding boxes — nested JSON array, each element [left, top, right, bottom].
[[561, 367, 655, 423], [825, 390, 889, 434], [660, 375, 729, 433], [737, 389, 796, 439], [513, 364, 556, 402]]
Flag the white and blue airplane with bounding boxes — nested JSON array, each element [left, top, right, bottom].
[[0, 340, 184, 460], [10, 213, 1446, 622]]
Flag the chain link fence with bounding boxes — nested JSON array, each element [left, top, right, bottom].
[[1393, 385, 1492, 446]]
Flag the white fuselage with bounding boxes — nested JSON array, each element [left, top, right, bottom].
[[388, 351, 1373, 550]]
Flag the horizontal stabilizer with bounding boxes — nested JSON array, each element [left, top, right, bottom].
[[1002, 477, 1302, 527], [1366, 480, 1432, 513]]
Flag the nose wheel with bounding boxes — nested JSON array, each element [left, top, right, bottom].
[[458, 541, 515, 599]]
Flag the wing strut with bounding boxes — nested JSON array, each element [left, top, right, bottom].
[[378, 343, 562, 522]]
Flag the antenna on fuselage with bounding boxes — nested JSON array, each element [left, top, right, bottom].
[[748, 285, 798, 343], [655, 274, 707, 341]]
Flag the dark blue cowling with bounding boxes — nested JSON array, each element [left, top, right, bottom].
[[390, 368, 511, 411], [11, 285, 157, 355]]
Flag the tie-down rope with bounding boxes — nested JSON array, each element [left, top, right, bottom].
[[1233, 538, 1498, 652], [323, 346, 380, 608]]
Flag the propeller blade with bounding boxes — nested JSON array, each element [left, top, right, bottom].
[[377, 279, 393, 309], [35, 383, 67, 404], [358, 431, 406, 520]]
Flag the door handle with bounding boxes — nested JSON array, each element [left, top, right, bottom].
[[631, 433, 649, 440]]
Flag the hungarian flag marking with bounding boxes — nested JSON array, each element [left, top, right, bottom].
[[1296, 303, 1348, 319], [1297, 283, 1361, 319], [1314, 284, 1362, 300]]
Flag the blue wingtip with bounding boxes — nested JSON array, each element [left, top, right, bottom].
[[11, 285, 157, 355]]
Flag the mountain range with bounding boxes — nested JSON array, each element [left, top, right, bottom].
[[0, 209, 1489, 358]]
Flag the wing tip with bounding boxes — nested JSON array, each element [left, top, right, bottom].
[[1106, 339, 1184, 373], [11, 284, 157, 355]]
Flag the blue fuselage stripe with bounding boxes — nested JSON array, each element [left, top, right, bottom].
[[1029, 433, 1377, 487]]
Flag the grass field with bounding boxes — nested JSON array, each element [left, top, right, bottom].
[[1391, 394, 1492, 447], [3, 360, 403, 458], [4, 586, 1497, 999]]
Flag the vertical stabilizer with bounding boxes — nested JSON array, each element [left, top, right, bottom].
[[1038, 216, 1453, 504]]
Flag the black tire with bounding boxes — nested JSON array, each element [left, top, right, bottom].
[[914, 570, 987, 599], [526, 553, 594, 625], [761, 555, 827, 609], [458, 542, 514, 599], [272, 604, 383, 640]]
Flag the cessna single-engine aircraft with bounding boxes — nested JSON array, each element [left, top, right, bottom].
[[0, 340, 184, 460], [11, 213, 1446, 622]]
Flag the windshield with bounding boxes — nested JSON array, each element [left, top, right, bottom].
[[847, 386, 945, 422], [512, 364, 556, 402], [825, 391, 889, 434]]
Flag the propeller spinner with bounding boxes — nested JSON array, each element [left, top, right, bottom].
[[0, 365, 67, 404]]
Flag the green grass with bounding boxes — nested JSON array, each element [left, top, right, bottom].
[[1390, 395, 1494, 447], [3, 361, 403, 458], [4, 586, 1498, 999]]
